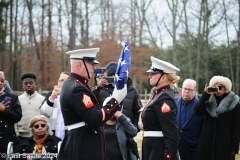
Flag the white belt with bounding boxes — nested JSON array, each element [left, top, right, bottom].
[[143, 131, 164, 137], [67, 122, 85, 131]]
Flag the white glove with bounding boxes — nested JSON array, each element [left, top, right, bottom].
[[112, 84, 127, 103]]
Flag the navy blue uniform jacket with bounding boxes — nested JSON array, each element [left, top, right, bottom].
[[142, 85, 179, 160], [58, 73, 120, 160]]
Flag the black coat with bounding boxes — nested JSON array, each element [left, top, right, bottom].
[[141, 85, 179, 160], [0, 93, 22, 157], [13, 135, 61, 160], [194, 91, 240, 160], [58, 73, 120, 160], [92, 78, 142, 128]]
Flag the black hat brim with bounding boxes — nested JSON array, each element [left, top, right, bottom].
[[146, 69, 163, 73]]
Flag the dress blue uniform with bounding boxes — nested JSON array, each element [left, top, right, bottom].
[[58, 48, 125, 160], [141, 56, 180, 160]]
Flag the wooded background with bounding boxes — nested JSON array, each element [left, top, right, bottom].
[[0, 0, 239, 95]]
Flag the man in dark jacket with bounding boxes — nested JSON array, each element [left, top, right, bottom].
[[176, 79, 203, 160], [93, 62, 142, 129]]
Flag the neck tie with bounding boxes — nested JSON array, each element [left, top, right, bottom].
[[180, 103, 186, 128]]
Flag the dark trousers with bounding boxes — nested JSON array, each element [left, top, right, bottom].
[[178, 141, 196, 160]]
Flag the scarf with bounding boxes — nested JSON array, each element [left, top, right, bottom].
[[0, 87, 5, 95], [206, 91, 239, 117], [33, 134, 49, 153]]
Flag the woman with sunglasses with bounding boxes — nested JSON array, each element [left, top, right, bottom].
[[195, 76, 240, 160], [13, 115, 61, 160]]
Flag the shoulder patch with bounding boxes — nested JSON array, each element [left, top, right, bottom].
[[82, 94, 94, 108], [161, 102, 170, 113]]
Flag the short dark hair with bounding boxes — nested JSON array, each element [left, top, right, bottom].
[[60, 71, 70, 76], [20, 72, 37, 82]]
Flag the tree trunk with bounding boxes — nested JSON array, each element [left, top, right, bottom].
[[222, 0, 234, 92], [58, 0, 64, 71], [26, 0, 40, 61], [69, 0, 76, 50], [9, 0, 13, 87], [41, 0, 45, 89], [13, 0, 18, 90]]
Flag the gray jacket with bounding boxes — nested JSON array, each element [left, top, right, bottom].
[[115, 114, 138, 160], [4, 80, 13, 94]]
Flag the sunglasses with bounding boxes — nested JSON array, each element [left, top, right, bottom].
[[215, 86, 224, 90], [34, 124, 46, 129]]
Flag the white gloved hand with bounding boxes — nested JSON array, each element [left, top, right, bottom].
[[112, 84, 127, 103]]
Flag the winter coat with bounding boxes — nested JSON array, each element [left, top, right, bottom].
[[0, 93, 22, 156], [13, 135, 61, 160], [93, 78, 142, 128], [103, 114, 138, 160], [176, 96, 203, 160], [141, 85, 179, 160], [58, 73, 120, 160], [194, 91, 240, 160]]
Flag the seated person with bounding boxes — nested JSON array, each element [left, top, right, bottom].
[[13, 115, 61, 160]]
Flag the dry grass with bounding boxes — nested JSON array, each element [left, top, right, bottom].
[[134, 131, 240, 160], [236, 154, 240, 160]]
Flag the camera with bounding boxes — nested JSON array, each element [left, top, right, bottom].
[[94, 68, 106, 74], [105, 77, 114, 84], [208, 87, 219, 93]]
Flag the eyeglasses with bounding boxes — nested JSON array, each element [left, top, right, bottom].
[[34, 124, 46, 129], [23, 81, 35, 86], [182, 87, 194, 92], [216, 85, 224, 90], [58, 79, 66, 83]]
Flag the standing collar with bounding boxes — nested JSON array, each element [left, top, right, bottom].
[[154, 85, 171, 95], [69, 72, 88, 84]]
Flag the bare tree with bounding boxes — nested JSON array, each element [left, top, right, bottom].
[[165, 0, 183, 65], [26, 0, 40, 70], [57, 0, 65, 71], [9, 0, 13, 87], [68, 0, 76, 50], [134, 0, 153, 46], [40, 0, 45, 88], [13, 0, 19, 90], [222, 0, 235, 92]]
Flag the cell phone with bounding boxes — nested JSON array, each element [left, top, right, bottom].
[[2, 96, 12, 104], [105, 77, 114, 84], [94, 68, 106, 74], [208, 87, 219, 93]]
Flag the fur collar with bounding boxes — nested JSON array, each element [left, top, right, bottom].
[[206, 91, 239, 117]]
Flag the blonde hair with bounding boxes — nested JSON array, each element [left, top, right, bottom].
[[166, 74, 180, 84]]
